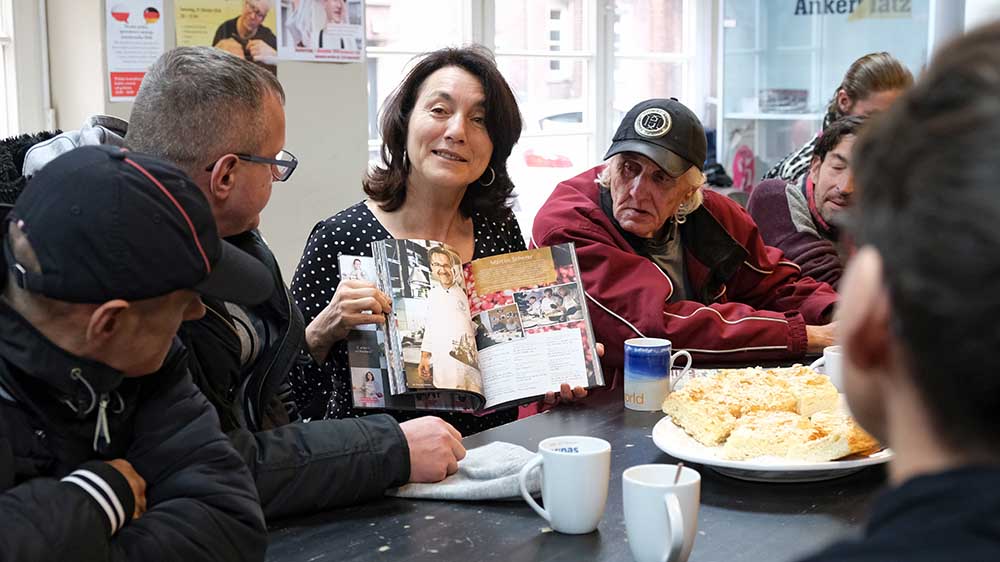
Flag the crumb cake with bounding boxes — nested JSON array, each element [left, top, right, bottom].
[[662, 365, 879, 462]]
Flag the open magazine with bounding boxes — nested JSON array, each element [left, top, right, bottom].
[[340, 241, 604, 412]]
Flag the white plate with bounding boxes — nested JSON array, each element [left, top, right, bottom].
[[652, 415, 893, 483]]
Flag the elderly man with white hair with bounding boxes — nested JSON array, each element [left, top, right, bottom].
[[532, 98, 838, 378]]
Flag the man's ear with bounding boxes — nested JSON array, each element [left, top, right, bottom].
[[85, 299, 131, 344], [836, 89, 853, 115], [840, 247, 892, 372], [208, 154, 240, 202]]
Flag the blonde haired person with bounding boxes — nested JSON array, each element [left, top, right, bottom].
[[532, 98, 839, 378]]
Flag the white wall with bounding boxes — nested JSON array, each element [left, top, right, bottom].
[[47, 0, 105, 131], [12, 1, 47, 132], [43, 0, 369, 276]]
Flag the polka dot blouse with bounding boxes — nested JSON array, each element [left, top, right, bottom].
[[289, 201, 527, 436]]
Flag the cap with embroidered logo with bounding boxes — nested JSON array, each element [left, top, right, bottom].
[[3, 145, 272, 305], [604, 98, 707, 176]]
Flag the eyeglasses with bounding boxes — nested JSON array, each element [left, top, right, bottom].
[[244, 1, 267, 19], [205, 149, 298, 182]]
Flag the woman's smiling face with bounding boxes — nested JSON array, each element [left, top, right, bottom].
[[404, 66, 493, 193]]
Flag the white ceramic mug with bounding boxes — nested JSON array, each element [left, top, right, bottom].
[[623, 464, 701, 562], [810, 345, 843, 391], [624, 338, 693, 411], [517, 435, 611, 534]]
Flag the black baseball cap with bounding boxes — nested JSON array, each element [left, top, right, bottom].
[[604, 98, 707, 176], [3, 145, 272, 305]]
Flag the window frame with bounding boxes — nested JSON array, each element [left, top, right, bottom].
[[0, 0, 16, 138], [364, 0, 702, 165]]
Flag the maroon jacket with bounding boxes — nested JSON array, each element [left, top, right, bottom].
[[747, 177, 845, 288], [531, 166, 837, 376]]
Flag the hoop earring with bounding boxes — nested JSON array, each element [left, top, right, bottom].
[[479, 166, 496, 187]]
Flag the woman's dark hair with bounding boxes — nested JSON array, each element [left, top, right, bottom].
[[363, 45, 523, 219], [852, 23, 1000, 459], [825, 52, 913, 119]]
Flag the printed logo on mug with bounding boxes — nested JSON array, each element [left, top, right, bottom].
[[623, 464, 701, 562], [518, 435, 611, 534], [624, 338, 692, 411]]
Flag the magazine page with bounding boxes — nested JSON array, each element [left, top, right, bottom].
[[338, 255, 390, 409], [342, 246, 487, 411], [376, 239, 485, 397], [465, 243, 604, 409]]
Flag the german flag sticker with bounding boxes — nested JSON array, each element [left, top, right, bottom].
[[144, 7, 160, 24]]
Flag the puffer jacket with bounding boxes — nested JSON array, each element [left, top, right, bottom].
[[0, 301, 266, 561], [18, 117, 413, 521], [180, 230, 410, 520]]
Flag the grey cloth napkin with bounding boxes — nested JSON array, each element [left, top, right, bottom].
[[388, 441, 541, 501]]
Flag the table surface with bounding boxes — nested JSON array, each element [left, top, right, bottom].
[[266, 390, 886, 562]]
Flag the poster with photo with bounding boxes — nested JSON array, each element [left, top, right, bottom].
[[106, 1, 165, 101], [175, 0, 278, 74], [277, 0, 365, 63]]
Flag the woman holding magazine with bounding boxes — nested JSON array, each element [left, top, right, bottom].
[[290, 46, 583, 435]]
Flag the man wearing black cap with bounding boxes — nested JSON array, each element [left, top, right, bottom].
[[532, 98, 838, 377], [0, 145, 268, 560], [20, 46, 465, 520]]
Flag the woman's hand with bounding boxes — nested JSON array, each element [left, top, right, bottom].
[[542, 343, 604, 406], [305, 280, 392, 364], [543, 384, 588, 406]]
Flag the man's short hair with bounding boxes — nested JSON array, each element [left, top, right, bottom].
[[852, 22, 1000, 457], [126, 46, 285, 175], [812, 115, 865, 164]]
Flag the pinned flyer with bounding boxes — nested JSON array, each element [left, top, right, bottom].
[[277, 0, 365, 63], [106, 1, 165, 101], [174, 0, 279, 76]]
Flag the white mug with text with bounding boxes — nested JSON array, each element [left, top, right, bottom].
[[517, 435, 611, 534], [810, 345, 843, 391], [623, 464, 701, 562]]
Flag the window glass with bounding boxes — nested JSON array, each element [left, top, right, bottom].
[[0, 0, 13, 138], [495, 1, 588, 52], [612, 59, 685, 116], [614, 0, 685, 54], [364, 1, 692, 237], [365, 0, 468, 162], [365, 0, 466, 51]]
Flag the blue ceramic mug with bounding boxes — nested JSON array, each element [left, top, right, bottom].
[[624, 338, 692, 411]]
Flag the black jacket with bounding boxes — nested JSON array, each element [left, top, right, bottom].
[[179, 229, 411, 520], [0, 302, 266, 561], [10, 126, 413, 521], [798, 467, 1000, 562]]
